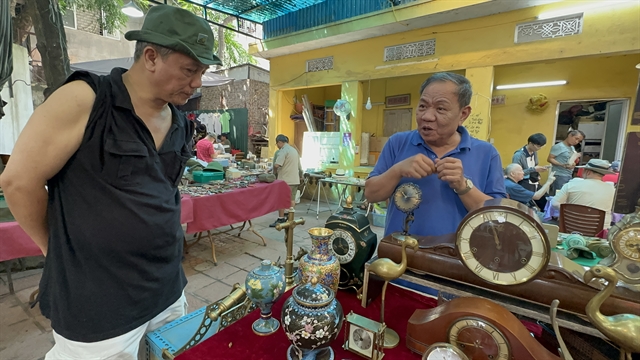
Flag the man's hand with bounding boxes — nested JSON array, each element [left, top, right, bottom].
[[392, 154, 436, 179], [435, 157, 466, 191], [535, 165, 548, 172]]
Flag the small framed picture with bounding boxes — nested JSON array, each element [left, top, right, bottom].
[[343, 312, 385, 360], [385, 94, 411, 108]]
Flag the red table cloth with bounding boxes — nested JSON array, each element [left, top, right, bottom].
[[180, 195, 194, 224], [177, 283, 437, 360], [0, 222, 42, 262], [185, 180, 291, 234]]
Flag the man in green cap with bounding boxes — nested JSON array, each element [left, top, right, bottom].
[[0, 5, 220, 358]]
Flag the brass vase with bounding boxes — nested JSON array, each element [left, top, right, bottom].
[[299, 228, 340, 292]]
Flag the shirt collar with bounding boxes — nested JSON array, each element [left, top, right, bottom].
[[109, 67, 184, 128], [410, 126, 472, 151]]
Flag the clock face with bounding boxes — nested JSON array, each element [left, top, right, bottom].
[[614, 228, 640, 260], [349, 326, 373, 357], [611, 228, 640, 283], [423, 343, 469, 360], [393, 183, 422, 213], [457, 209, 549, 285], [447, 318, 510, 360], [331, 229, 357, 264]]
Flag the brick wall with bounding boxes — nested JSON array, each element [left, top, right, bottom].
[[76, 8, 101, 35], [200, 79, 270, 152]]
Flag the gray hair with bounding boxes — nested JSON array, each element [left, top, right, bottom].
[[419, 72, 473, 108], [276, 134, 289, 143], [504, 163, 522, 176], [206, 132, 216, 138], [133, 41, 174, 61]]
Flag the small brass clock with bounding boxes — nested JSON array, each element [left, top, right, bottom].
[[604, 200, 640, 284], [343, 311, 386, 360], [393, 183, 422, 213]]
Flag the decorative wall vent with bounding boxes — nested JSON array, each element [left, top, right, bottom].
[[306, 56, 334, 72], [384, 39, 436, 62], [515, 14, 583, 44]]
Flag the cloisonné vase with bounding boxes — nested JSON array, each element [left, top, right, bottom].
[[299, 228, 340, 292], [245, 259, 286, 335], [281, 278, 344, 360]]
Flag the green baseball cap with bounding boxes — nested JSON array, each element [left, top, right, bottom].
[[125, 5, 222, 66]]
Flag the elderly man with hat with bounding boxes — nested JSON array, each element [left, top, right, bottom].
[[551, 159, 616, 228], [0, 5, 219, 358]]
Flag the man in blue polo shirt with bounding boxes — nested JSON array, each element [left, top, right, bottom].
[[365, 72, 506, 237]]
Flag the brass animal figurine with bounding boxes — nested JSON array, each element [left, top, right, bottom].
[[584, 265, 640, 360], [549, 300, 573, 360], [368, 235, 419, 348]]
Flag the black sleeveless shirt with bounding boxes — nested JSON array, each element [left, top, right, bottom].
[[39, 68, 192, 342]]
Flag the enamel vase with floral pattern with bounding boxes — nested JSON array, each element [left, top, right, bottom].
[[245, 259, 286, 335], [299, 228, 340, 292], [281, 277, 344, 360]]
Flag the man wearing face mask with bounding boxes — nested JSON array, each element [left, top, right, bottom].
[[365, 72, 506, 237], [0, 6, 218, 358]]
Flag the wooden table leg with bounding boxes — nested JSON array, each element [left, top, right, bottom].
[[247, 220, 267, 246], [206, 230, 217, 266]]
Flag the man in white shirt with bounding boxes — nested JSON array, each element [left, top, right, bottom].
[[551, 159, 616, 228], [270, 134, 302, 227]]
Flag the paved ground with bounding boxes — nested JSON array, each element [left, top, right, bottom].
[[0, 199, 384, 360]]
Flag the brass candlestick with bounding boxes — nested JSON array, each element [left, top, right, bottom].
[[275, 208, 306, 288]]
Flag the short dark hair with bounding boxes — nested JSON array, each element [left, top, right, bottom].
[[276, 134, 289, 143], [568, 129, 586, 138], [527, 133, 547, 146], [133, 41, 174, 61], [419, 72, 473, 108]]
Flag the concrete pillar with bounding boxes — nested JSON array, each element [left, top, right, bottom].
[[464, 66, 495, 141], [339, 81, 364, 171]]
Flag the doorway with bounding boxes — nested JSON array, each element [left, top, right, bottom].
[[553, 99, 629, 165]]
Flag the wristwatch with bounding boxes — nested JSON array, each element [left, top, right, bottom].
[[454, 177, 474, 196]]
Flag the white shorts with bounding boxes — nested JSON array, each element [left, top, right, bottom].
[[45, 292, 187, 360]]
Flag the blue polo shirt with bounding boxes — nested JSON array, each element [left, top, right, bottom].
[[369, 127, 506, 237], [504, 178, 534, 205]]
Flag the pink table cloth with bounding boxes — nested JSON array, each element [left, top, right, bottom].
[[0, 222, 43, 262], [180, 195, 194, 224], [185, 180, 291, 234]]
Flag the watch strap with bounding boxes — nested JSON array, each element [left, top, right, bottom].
[[454, 178, 473, 196]]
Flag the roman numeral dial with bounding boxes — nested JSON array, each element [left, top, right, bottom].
[[456, 202, 551, 286]]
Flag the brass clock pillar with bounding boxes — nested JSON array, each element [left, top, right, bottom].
[[276, 208, 305, 288]]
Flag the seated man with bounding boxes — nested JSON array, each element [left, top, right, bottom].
[[551, 159, 616, 228], [504, 163, 555, 208], [365, 72, 506, 237]]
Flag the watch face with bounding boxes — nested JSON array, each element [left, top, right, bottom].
[[349, 326, 373, 357], [447, 318, 510, 360], [331, 229, 357, 264], [457, 209, 549, 285], [393, 183, 422, 213]]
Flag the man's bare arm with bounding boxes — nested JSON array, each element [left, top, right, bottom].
[[0, 81, 95, 255]]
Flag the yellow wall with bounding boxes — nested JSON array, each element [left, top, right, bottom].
[[491, 55, 640, 171], [269, 2, 639, 90]]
